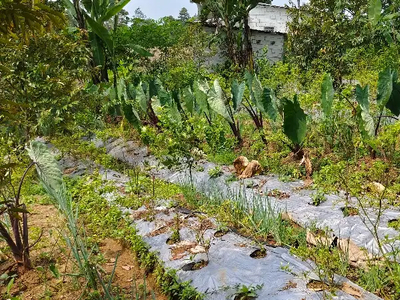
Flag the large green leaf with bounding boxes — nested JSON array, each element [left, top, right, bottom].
[[361, 110, 375, 137], [251, 76, 263, 110], [321, 73, 334, 116], [89, 32, 105, 66], [377, 68, 393, 109], [355, 84, 370, 112], [117, 78, 128, 101], [386, 82, 400, 116], [368, 0, 382, 25], [244, 70, 253, 91], [182, 86, 195, 115], [208, 80, 231, 122], [136, 84, 148, 113], [168, 103, 182, 123], [193, 80, 210, 114], [26, 141, 63, 195], [98, 0, 130, 23], [262, 87, 278, 121], [157, 84, 171, 107], [149, 78, 162, 99], [122, 103, 141, 131], [85, 14, 113, 52], [231, 80, 245, 112], [283, 95, 307, 145], [127, 44, 153, 57]]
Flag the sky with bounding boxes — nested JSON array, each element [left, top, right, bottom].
[[125, 0, 296, 20]]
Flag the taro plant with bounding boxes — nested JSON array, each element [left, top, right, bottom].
[[355, 68, 400, 158], [282, 95, 307, 158], [244, 71, 278, 145], [207, 79, 243, 145]]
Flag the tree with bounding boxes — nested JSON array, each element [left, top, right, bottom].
[[134, 7, 147, 19], [0, 0, 64, 42], [285, 0, 399, 84], [178, 7, 191, 22]]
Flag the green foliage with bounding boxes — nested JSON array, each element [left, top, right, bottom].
[[283, 95, 307, 146], [0, 31, 96, 144], [0, 0, 65, 41], [311, 190, 327, 206], [208, 166, 223, 178], [233, 284, 263, 300]]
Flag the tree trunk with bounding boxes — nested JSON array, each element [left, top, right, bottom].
[[243, 14, 254, 72]]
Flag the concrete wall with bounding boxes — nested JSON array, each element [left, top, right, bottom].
[[249, 4, 289, 34], [204, 26, 285, 65], [251, 31, 285, 62]]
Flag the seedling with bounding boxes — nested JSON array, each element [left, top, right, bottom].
[[233, 284, 263, 300], [311, 190, 327, 206], [208, 166, 223, 178]]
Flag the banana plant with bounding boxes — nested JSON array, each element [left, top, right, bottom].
[[282, 95, 307, 158], [244, 71, 278, 145], [63, 0, 150, 85]]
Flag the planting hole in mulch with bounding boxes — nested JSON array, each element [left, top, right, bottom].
[[388, 219, 400, 230], [181, 260, 208, 271], [166, 235, 180, 245], [250, 248, 267, 259], [214, 229, 229, 237], [306, 280, 329, 291], [267, 189, 290, 199], [341, 206, 359, 217]]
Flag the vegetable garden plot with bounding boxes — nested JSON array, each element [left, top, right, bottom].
[[96, 137, 400, 265], [53, 144, 381, 300]]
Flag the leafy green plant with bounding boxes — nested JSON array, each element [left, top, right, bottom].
[[282, 95, 307, 157], [244, 72, 278, 145], [208, 166, 223, 178], [26, 141, 116, 297], [0, 160, 37, 273], [233, 284, 263, 300], [311, 190, 327, 206]]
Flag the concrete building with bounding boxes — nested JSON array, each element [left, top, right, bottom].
[[194, 3, 290, 63]]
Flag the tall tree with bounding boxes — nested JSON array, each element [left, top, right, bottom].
[[134, 7, 147, 19], [178, 7, 191, 21]]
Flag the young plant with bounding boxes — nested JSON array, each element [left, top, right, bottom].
[[233, 284, 263, 300], [208, 165, 223, 178]]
